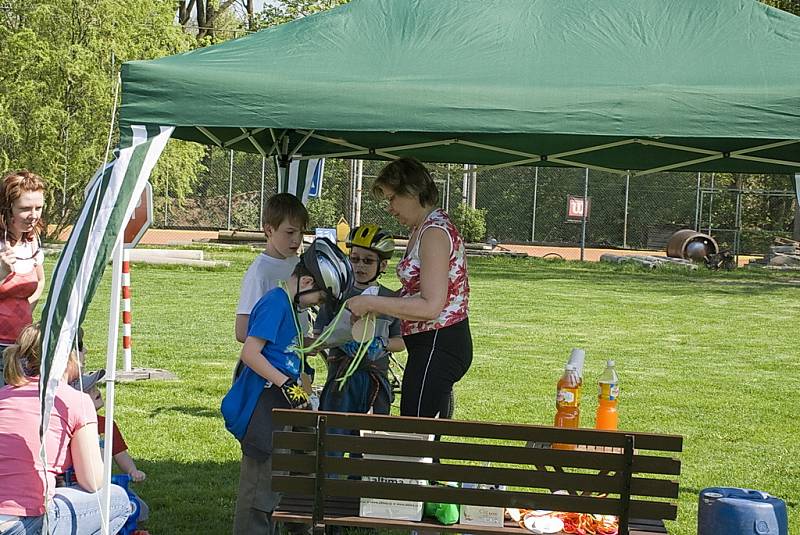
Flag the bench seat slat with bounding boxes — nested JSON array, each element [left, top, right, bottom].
[[272, 433, 681, 476], [341, 435, 629, 470], [632, 455, 681, 475], [272, 410, 683, 452], [272, 454, 679, 498], [273, 476, 677, 520]]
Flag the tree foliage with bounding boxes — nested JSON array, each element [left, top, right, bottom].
[[0, 0, 203, 237], [255, 0, 350, 29], [759, 0, 800, 16]]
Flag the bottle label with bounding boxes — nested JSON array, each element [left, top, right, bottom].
[[599, 382, 619, 401], [557, 387, 580, 407]]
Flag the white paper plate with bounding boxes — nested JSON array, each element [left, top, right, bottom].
[[522, 514, 563, 534]]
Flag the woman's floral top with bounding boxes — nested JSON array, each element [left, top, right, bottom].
[[396, 208, 469, 335]]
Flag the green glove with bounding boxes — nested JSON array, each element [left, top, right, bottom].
[[424, 501, 460, 525]]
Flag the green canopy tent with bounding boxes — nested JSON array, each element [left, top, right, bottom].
[[37, 0, 799, 525]]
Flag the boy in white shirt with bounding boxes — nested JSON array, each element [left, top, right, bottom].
[[234, 193, 309, 377]]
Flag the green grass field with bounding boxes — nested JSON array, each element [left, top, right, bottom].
[[54, 248, 799, 535]]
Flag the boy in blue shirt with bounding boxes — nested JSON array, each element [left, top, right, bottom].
[[222, 237, 353, 535]]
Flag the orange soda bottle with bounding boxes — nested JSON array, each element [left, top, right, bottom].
[[554, 364, 581, 449], [595, 360, 620, 430]]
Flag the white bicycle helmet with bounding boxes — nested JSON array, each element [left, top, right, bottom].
[[301, 237, 354, 309]]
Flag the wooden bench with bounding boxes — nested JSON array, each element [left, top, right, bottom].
[[271, 409, 683, 535]]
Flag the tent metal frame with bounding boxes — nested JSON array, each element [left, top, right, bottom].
[[196, 127, 799, 177]]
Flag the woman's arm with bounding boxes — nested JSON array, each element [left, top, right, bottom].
[[347, 227, 450, 321], [240, 336, 290, 385], [70, 423, 105, 492], [28, 263, 45, 309]]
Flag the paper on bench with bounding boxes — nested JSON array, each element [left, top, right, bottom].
[[358, 430, 434, 522]]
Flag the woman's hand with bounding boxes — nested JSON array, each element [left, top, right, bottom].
[[0, 246, 15, 280], [346, 295, 375, 318]]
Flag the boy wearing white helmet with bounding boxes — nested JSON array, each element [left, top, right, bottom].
[[314, 224, 405, 416], [222, 237, 353, 535]]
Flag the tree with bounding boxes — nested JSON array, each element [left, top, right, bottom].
[[255, 0, 350, 29], [177, 0, 260, 41], [0, 0, 204, 238], [759, 0, 800, 16]]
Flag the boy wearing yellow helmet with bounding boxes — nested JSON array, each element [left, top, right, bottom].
[[314, 224, 405, 415]]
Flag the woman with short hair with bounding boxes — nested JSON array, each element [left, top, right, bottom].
[[346, 157, 473, 418]]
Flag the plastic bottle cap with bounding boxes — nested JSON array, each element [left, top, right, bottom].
[[607, 360, 615, 367]]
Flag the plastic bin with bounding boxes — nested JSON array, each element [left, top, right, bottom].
[[698, 487, 788, 535]]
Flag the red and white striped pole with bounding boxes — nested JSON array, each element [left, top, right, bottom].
[[121, 248, 132, 371]]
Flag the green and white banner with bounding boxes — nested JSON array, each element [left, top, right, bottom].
[[276, 157, 325, 204], [38, 124, 173, 442]]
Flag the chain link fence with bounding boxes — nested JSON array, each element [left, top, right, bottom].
[[150, 147, 798, 258]]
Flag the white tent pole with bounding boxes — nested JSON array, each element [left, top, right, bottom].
[[707, 173, 715, 234], [794, 174, 800, 240], [623, 171, 630, 248], [531, 167, 539, 242], [445, 164, 451, 213], [694, 172, 702, 231], [580, 168, 589, 262], [349, 160, 356, 224], [461, 164, 469, 206], [259, 157, 266, 229], [102, 236, 124, 535], [469, 165, 477, 209], [227, 150, 234, 230], [354, 160, 363, 227]]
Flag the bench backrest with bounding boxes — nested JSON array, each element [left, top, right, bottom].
[[272, 410, 682, 531]]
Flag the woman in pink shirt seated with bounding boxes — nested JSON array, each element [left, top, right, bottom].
[[0, 323, 130, 535], [0, 170, 47, 387]]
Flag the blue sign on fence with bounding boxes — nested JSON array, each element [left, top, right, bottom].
[[308, 159, 325, 198]]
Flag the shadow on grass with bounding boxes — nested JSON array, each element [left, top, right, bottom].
[[131, 459, 239, 534], [149, 405, 222, 418], [471, 258, 800, 297]]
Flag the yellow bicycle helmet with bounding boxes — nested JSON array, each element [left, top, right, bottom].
[[346, 224, 395, 260]]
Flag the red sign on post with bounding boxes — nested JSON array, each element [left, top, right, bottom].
[[123, 182, 153, 248], [567, 195, 591, 221]]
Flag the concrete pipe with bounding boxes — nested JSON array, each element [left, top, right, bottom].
[[666, 229, 719, 261]]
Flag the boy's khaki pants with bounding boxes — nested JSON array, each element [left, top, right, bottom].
[[233, 453, 280, 535]]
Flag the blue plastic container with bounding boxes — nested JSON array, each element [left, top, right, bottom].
[[698, 487, 788, 535]]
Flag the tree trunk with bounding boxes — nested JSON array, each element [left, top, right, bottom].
[[246, 0, 255, 31], [196, 0, 207, 39]]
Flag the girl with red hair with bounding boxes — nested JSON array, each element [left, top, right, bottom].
[[0, 170, 46, 386]]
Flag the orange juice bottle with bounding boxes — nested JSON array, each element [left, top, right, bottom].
[[595, 360, 620, 430], [554, 364, 581, 449]]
